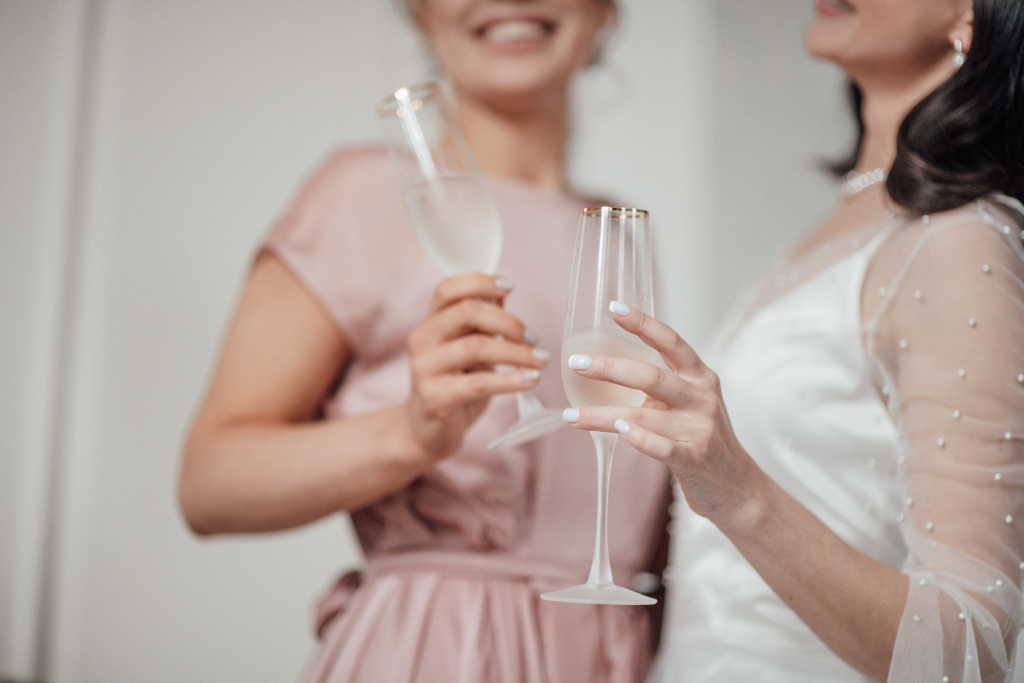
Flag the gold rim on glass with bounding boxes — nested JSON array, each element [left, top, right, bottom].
[[580, 207, 649, 218]]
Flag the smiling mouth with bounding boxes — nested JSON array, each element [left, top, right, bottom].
[[479, 19, 554, 44]]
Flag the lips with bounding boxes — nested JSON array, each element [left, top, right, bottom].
[[478, 18, 554, 44], [820, 0, 856, 12]]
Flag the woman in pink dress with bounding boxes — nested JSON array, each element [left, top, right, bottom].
[[179, 1, 671, 682]]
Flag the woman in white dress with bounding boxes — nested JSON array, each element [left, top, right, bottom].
[[561, 0, 1024, 681]]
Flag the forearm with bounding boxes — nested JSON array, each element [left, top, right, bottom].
[[180, 404, 430, 534], [717, 472, 909, 682]]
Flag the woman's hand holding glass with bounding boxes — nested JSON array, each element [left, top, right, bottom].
[[565, 305, 766, 527], [542, 207, 658, 605], [378, 82, 565, 450], [404, 273, 550, 462]]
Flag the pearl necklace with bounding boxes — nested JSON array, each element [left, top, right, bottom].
[[841, 168, 887, 197]]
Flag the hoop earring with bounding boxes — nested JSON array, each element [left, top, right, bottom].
[[953, 38, 965, 68]]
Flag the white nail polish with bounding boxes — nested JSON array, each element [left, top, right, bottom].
[[563, 408, 580, 423], [522, 369, 541, 382], [495, 277, 515, 292], [614, 419, 631, 434], [609, 301, 632, 317], [531, 348, 551, 362], [523, 329, 540, 345], [568, 354, 592, 370]]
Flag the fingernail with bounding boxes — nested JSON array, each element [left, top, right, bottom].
[[563, 408, 580, 423], [495, 277, 515, 292], [522, 369, 541, 382], [531, 348, 551, 362], [609, 301, 632, 317], [614, 419, 631, 434], [567, 354, 592, 370], [523, 329, 539, 345]]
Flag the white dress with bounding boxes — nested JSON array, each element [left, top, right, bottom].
[[652, 196, 1024, 683]]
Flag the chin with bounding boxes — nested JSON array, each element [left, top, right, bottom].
[[477, 78, 567, 112], [804, 18, 850, 63], [453, 59, 576, 106]]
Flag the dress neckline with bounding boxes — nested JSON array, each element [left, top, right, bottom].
[[712, 215, 903, 356]]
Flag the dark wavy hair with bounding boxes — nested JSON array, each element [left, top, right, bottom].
[[831, 0, 1024, 214]]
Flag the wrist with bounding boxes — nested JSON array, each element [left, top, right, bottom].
[[380, 404, 436, 472], [710, 465, 777, 541]]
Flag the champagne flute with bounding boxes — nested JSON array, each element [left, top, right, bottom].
[[541, 207, 657, 606], [376, 82, 565, 449]]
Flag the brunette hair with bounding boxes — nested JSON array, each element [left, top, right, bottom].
[[832, 0, 1024, 214]]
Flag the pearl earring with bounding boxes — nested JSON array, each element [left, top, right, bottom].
[[953, 39, 965, 68]]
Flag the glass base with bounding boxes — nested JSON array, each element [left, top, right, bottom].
[[487, 408, 565, 450], [541, 583, 657, 605]]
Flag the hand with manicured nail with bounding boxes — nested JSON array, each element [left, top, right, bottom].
[[406, 273, 548, 461], [562, 299, 924, 681], [563, 301, 764, 527]]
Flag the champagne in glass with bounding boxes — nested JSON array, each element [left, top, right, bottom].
[[378, 84, 502, 276], [403, 176, 502, 276], [562, 332, 652, 408], [377, 82, 564, 449], [542, 207, 657, 606]]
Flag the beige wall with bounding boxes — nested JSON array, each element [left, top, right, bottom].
[[1, 1, 861, 681], [704, 0, 852, 332]]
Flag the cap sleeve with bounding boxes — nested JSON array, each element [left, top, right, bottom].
[[865, 201, 1024, 682], [262, 147, 427, 358]]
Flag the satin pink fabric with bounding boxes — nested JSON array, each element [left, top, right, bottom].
[[265, 148, 671, 683]]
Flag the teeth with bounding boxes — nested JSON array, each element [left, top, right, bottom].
[[484, 20, 546, 43]]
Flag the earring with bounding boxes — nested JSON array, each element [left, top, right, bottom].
[[588, 28, 612, 67], [953, 38, 965, 68]]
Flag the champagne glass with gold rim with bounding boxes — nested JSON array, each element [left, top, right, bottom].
[[542, 207, 657, 606]]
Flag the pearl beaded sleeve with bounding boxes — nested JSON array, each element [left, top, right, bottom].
[[862, 197, 1024, 683]]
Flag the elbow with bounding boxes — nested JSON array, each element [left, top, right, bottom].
[[178, 433, 220, 536], [177, 468, 217, 536], [178, 481, 216, 536]]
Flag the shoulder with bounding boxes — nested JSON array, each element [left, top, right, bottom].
[[868, 199, 1024, 319], [293, 146, 395, 205], [266, 144, 411, 255], [318, 146, 391, 178], [916, 201, 1023, 267], [880, 199, 1024, 277], [875, 200, 1024, 335], [273, 145, 407, 241]]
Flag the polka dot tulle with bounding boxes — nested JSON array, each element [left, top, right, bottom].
[[864, 197, 1024, 682], [698, 196, 1024, 683], [663, 194, 1024, 679]]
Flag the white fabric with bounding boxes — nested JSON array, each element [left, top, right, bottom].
[[653, 196, 1024, 682]]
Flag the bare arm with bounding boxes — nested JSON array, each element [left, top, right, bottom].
[[179, 252, 546, 535]]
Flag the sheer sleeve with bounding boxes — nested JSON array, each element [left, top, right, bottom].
[[863, 198, 1024, 683]]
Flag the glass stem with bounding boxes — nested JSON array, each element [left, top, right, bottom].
[[514, 389, 544, 416], [586, 431, 618, 586]]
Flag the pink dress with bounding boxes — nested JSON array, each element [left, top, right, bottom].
[[264, 147, 672, 683]]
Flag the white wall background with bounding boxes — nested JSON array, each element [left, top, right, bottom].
[[1, 1, 854, 681]]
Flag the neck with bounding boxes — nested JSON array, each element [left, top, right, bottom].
[[454, 88, 570, 192], [855, 61, 956, 175]]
